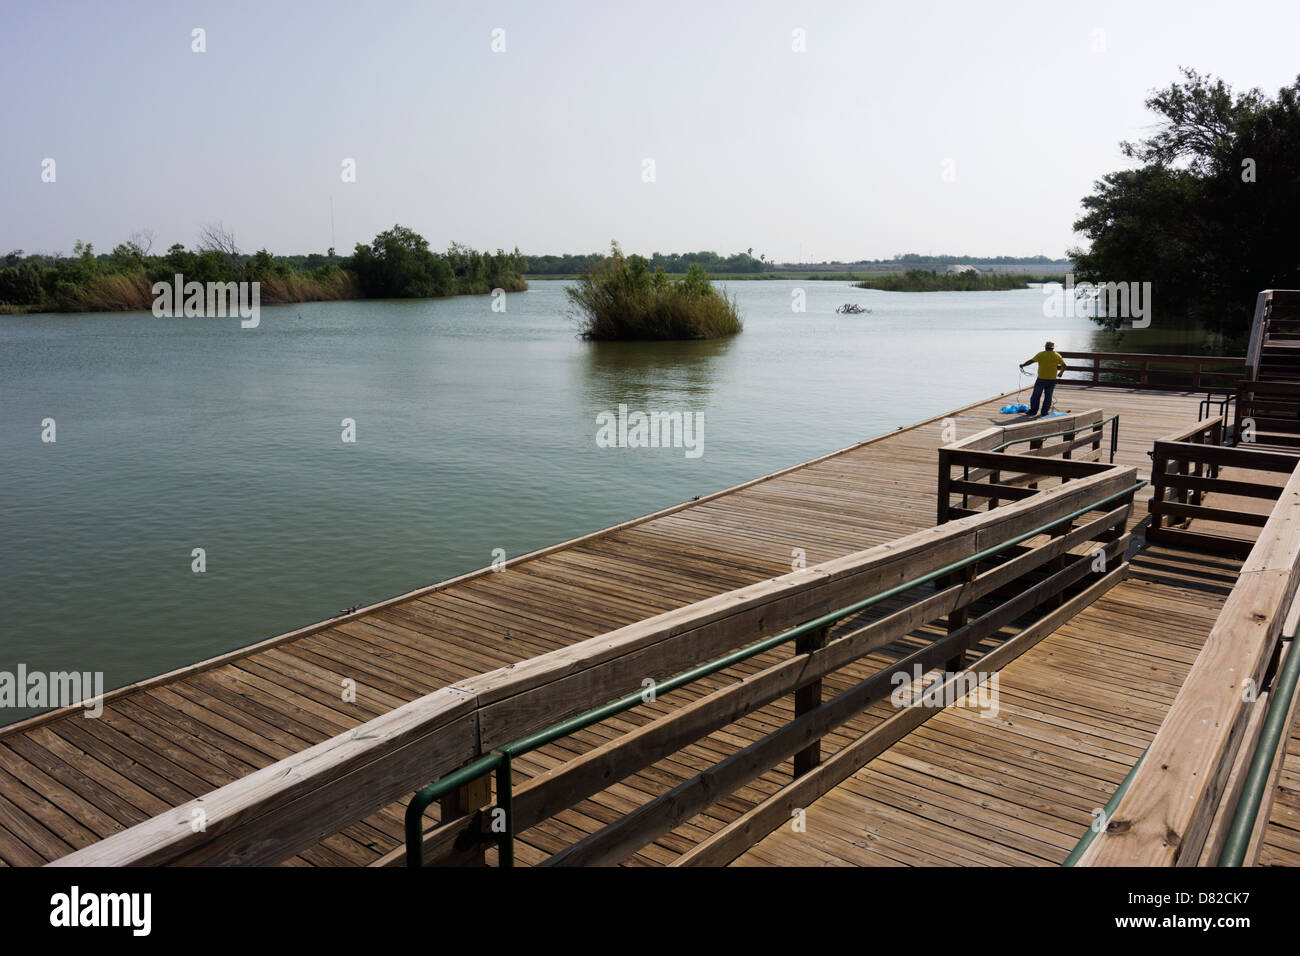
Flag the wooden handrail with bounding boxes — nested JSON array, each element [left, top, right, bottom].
[[1058, 351, 1242, 363], [1157, 413, 1225, 446], [1080, 462, 1300, 866], [1055, 352, 1245, 391], [938, 410, 1109, 522]]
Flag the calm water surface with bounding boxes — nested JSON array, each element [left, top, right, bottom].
[[0, 279, 1196, 721]]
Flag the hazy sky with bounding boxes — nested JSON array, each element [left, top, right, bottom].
[[2, 0, 1297, 262]]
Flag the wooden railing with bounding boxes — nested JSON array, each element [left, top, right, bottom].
[[1246, 289, 1300, 380], [1147, 414, 1300, 558], [1234, 379, 1300, 447], [1059, 352, 1244, 391], [1080, 462, 1300, 866], [53, 458, 1140, 867], [937, 409, 1112, 523]]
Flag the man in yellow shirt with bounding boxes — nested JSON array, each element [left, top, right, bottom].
[[1019, 340, 1067, 416]]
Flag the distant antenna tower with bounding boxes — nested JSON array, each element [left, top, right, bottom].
[[330, 196, 336, 255]]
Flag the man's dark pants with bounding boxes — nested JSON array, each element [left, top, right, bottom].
[[1028, 377, 1056, 416]]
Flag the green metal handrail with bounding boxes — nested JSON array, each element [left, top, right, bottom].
[[1061, 746, 1149, 866], [405, 478, 1147, 867], [1219, 631, 1300, 866], [993, 413, 1120, 464], [1064, 631, 1299, 868]]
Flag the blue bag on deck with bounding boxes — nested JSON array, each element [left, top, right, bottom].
[[1000, 403, 1029, 414]]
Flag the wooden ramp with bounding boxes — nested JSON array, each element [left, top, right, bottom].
[[0, 386, 1208, 867], [728, 544, 1241, 866]]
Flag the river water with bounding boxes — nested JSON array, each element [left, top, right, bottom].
[[0, 279, 1204, 721]]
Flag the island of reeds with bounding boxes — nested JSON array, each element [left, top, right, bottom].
[[565, 242, 744, 340]]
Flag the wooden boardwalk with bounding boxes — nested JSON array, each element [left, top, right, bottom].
[[0, 386, 1252, 866], [730, 543, 1241, 866]]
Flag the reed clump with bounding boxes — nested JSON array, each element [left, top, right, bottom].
[[566, 243, 743, 340]]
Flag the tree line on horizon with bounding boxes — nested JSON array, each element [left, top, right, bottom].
[[854, 270, 1040, 292], [522, 250, 1071, 276], [524, 249, 771, 276], [0, 225, 528, 313]]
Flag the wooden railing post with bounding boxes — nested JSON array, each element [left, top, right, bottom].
[[1150, 446, 1167, 535], [793, 624, 831, 777], [1048, 518, 1072, 608], [1176, 455, 1190, 526], [944, 564, 978, 673], [1233, 384, 1247, 446], [936, 448, 951, 525], [436, 765, 493, 866]]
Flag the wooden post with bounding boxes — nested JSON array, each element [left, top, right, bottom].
[[792, 624, 830, 777], [1149, 448, 1167, 535], [1095, 512, 1125, 573], [1233, 385, 1244, 447], [1192, 437, 1206, 508], [1048, 518, 1072, 608], [1176, 456, 1190, 527], [1204, 425, 1215, 496], [1092, 355, 1101, 385], [937, 448, 951, 525], [437, 767, 493, 866], [944, 564, 977, 673]]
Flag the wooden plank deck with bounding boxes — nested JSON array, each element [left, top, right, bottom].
[[730, 543, 1243, 866], [0, 386, 1223, 866]]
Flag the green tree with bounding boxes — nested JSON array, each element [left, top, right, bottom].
[[350, 224, 453, 298], [1071, 68, 1300, 338]]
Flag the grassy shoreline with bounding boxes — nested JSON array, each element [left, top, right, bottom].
[[0, 274, 529, 316], [528, 271, 1062, 285], [854, 270, 1055, 292]]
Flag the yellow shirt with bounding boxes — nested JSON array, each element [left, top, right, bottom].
[[1032, 350, 1064, 380]]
